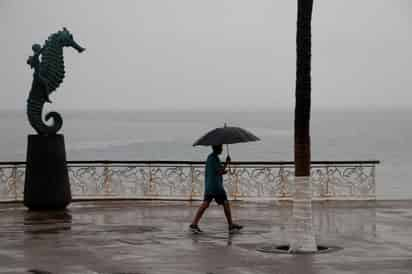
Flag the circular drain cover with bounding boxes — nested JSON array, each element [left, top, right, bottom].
[[257, 244, 342, 254]]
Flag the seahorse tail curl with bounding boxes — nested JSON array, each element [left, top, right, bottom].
[[27, 99, 62, 135], [44, 111, 63, 134]]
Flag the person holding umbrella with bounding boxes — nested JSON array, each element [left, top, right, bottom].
[[190, 124, 260, 233], [189, 144, 243, 233]]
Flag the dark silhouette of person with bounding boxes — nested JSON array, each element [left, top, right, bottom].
[[190, 144, 243, 233]]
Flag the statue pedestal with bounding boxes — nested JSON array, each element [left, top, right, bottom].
[[24, 134, 71, 210]]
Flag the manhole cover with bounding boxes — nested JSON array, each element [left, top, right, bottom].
[[257, 244, 342, 254]]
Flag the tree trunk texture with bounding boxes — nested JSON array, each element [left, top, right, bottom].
[[289, 0, 317, 253], [295, 0, 313, 177]]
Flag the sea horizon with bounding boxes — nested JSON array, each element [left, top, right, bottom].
[[0, 108, 410, 199]]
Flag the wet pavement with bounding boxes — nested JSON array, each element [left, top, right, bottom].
[[0, 200, 411, 274]]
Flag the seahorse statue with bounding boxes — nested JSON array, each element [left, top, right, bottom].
[[27, 27, 85, 135]]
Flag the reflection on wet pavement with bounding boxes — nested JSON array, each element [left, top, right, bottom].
[[0, 200, 411, 273]]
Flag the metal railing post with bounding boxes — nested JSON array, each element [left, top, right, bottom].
[[11, 166, 18, 201], [325, 165, 330, 197], [103, 164, 111, 195], [280, 167, 287, 197], [190, 164, 194, 200], [147, 163, 155, 196], [371, 164, 376, 197], [234, 167, 240, 200]]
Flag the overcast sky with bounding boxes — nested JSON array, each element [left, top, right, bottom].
[[0, 0, 410, 111]]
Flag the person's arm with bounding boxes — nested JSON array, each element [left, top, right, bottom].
[[217, 155, 231, 176]]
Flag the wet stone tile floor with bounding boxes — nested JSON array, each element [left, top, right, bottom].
[[0, 200, 411, 274]]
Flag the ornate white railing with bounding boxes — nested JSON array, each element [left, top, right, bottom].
[[0, 160, 378, 202]]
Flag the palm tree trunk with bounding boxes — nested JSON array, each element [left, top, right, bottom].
[[295, 0, 313, 171], [289, 0, 316, 253]]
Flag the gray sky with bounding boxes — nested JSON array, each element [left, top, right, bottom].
[[0, 0, 411, 110]]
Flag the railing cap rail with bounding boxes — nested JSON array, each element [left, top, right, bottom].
[[0, 160, 380, 165]]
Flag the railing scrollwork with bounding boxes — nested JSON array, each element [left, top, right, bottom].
[[0, 160, 379, 201]]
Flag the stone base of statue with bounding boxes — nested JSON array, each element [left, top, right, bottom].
[[24, 134, 71, 210]]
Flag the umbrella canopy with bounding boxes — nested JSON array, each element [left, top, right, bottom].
[[193, 125, 260, 146]]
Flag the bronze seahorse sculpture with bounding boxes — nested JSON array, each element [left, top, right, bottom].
[[27, 27, 85, 135]]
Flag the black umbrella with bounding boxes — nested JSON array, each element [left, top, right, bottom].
[[193, 125, 260, 146], [193, 124, 260, 156]]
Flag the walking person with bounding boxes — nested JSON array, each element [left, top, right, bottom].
[[189, 144, 243, 233]]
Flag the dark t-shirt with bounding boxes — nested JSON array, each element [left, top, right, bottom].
[[204, 152, 225, 194]]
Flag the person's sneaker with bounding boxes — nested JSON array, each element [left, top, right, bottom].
[[229, 223, 243, 233], [189, 224, 203, 234]]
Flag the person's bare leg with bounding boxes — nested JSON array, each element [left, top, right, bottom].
[[191, 201, 210, 225], [223, 201, 233, 226]]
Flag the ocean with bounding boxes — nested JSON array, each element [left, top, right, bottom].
[[0, 108, 410, 199]]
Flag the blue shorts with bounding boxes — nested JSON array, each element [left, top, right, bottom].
[[204, 192, 228, 205]]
